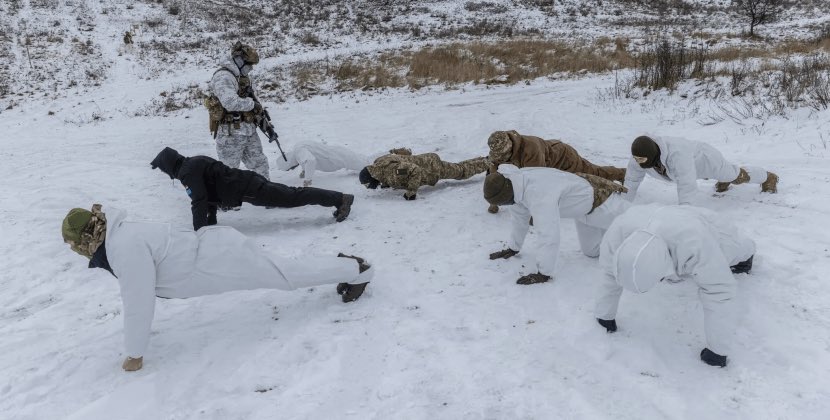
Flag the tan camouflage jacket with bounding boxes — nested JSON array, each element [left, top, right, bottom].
[[366, 152, 441, 198]]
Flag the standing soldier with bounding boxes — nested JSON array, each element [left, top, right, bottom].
[[486, 130, 626, 213], [359, 148, 489, 200], [205, 41, 271, 180], [624, 135, 778, 205]]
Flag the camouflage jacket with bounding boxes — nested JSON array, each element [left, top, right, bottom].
[[366, 152, 441, 197], [208, 60, 257, 135], [367, 150, 489, 198]]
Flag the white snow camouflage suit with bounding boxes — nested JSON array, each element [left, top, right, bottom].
[[595, 204, 756, 355], [209, 60, 270, 179], [623, 135, 769, 205], [101, 208, 372, 358], [274, 141, 370, 186]]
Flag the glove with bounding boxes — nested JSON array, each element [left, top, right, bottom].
[[700, 348, 727, 367], [489, 248, 518, 260], [597, 318, 617, 333], [122, 356, 143, 372], [252, 102, 263, 115], [516, 272, 551, 285], [404, 192, 416, 200], [303, 179, 312, 187]]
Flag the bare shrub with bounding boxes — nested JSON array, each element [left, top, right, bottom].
[[300, 32, 321, 46], [732, 0, 781, 36], [635, 39, 686, 91], [135, 84, 205, 116]]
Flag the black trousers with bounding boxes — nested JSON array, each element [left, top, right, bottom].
[[242, 179, 343, 209]]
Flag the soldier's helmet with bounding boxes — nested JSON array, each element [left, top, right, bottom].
[[487, 131, 513, 164], [232, 41, 260, 65]]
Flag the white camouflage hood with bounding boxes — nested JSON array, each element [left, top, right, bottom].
[[613, 229, 675, 293]]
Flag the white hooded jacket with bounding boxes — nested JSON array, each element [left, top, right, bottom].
[[623, 136, 741, 205], [274, 141, 369, 183], [104, 209, 364, 358], [595, 204, 756, 355], [501, 165, 596, 276]]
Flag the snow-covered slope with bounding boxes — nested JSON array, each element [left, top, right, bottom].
[[1, 63, 829, 418], [4, 0, 829, 106]]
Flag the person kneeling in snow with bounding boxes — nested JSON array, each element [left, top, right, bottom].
[[484, 165, 630, 285], [61, 204, 372, 372], [594, 204, 755, 368], [151, 147, 354, 231], [274, 141, 370, 187], [625, 135, 778, 205]]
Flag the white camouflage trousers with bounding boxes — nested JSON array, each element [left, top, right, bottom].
[[216, 126, 270, 179]]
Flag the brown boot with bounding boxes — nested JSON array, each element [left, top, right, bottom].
[[761, 172, 778, 193], [487, 204, 499, 214], [715, 168, 749, 193]]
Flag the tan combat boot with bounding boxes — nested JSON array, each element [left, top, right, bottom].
[[761, 172, 778, 193], [487, 204, 499, 214], [714, 168, 750, 193]]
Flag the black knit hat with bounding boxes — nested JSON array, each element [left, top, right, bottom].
[[631, 136, 661, 169], [483, 172, 515, 205], [359, 167, 380, 189]]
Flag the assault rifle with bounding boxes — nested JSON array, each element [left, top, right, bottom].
[[256, 107, 287, 162], [245, 83, 288, 162]]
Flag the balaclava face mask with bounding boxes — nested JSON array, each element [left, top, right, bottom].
[[631, 136, 661, 169]]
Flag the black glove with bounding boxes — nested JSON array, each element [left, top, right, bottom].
[[403, 192, 416, 200], [252, 102, 263, 115], [489, 248, 518, 260], [700, 348, 727, 367], [516, 272, 551, 285], [597, 318, 617, 333]]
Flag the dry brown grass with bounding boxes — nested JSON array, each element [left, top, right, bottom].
[[263, 36, 830, 106]]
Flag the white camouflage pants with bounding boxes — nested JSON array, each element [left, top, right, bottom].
[[573, 194, 632, 258], [216, 124, 270, 179]]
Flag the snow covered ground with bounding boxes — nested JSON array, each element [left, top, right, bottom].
[[2, 51, 830, 419]]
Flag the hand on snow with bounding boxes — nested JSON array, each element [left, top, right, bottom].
[[700, 348, 727, 367], [303, 179, 312, 187], [122, 356, 143, 372], [516, 272, 551, 285], [597, 318, 617, 333], [403, 192, 417, 200], [489, 248, 518, 260]]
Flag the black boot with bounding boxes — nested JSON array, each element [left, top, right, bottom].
[[337, 253, 370, 303], [333, 194, 354, 222], [730, 256, 753, 274], [338, 282, 369, 303]]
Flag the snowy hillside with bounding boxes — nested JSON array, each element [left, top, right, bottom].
[[3, 0, 829, 105], [2, 0, 830, 419]]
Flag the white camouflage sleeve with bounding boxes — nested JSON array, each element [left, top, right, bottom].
[[623, 158, 645, 202], [210, 71, 255, 112]]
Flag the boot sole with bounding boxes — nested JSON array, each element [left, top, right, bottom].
[[334, 194, 354, 222], [341, 282, 369, 303]]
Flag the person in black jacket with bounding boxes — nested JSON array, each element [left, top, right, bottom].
[[151, 147, 354, 230]]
